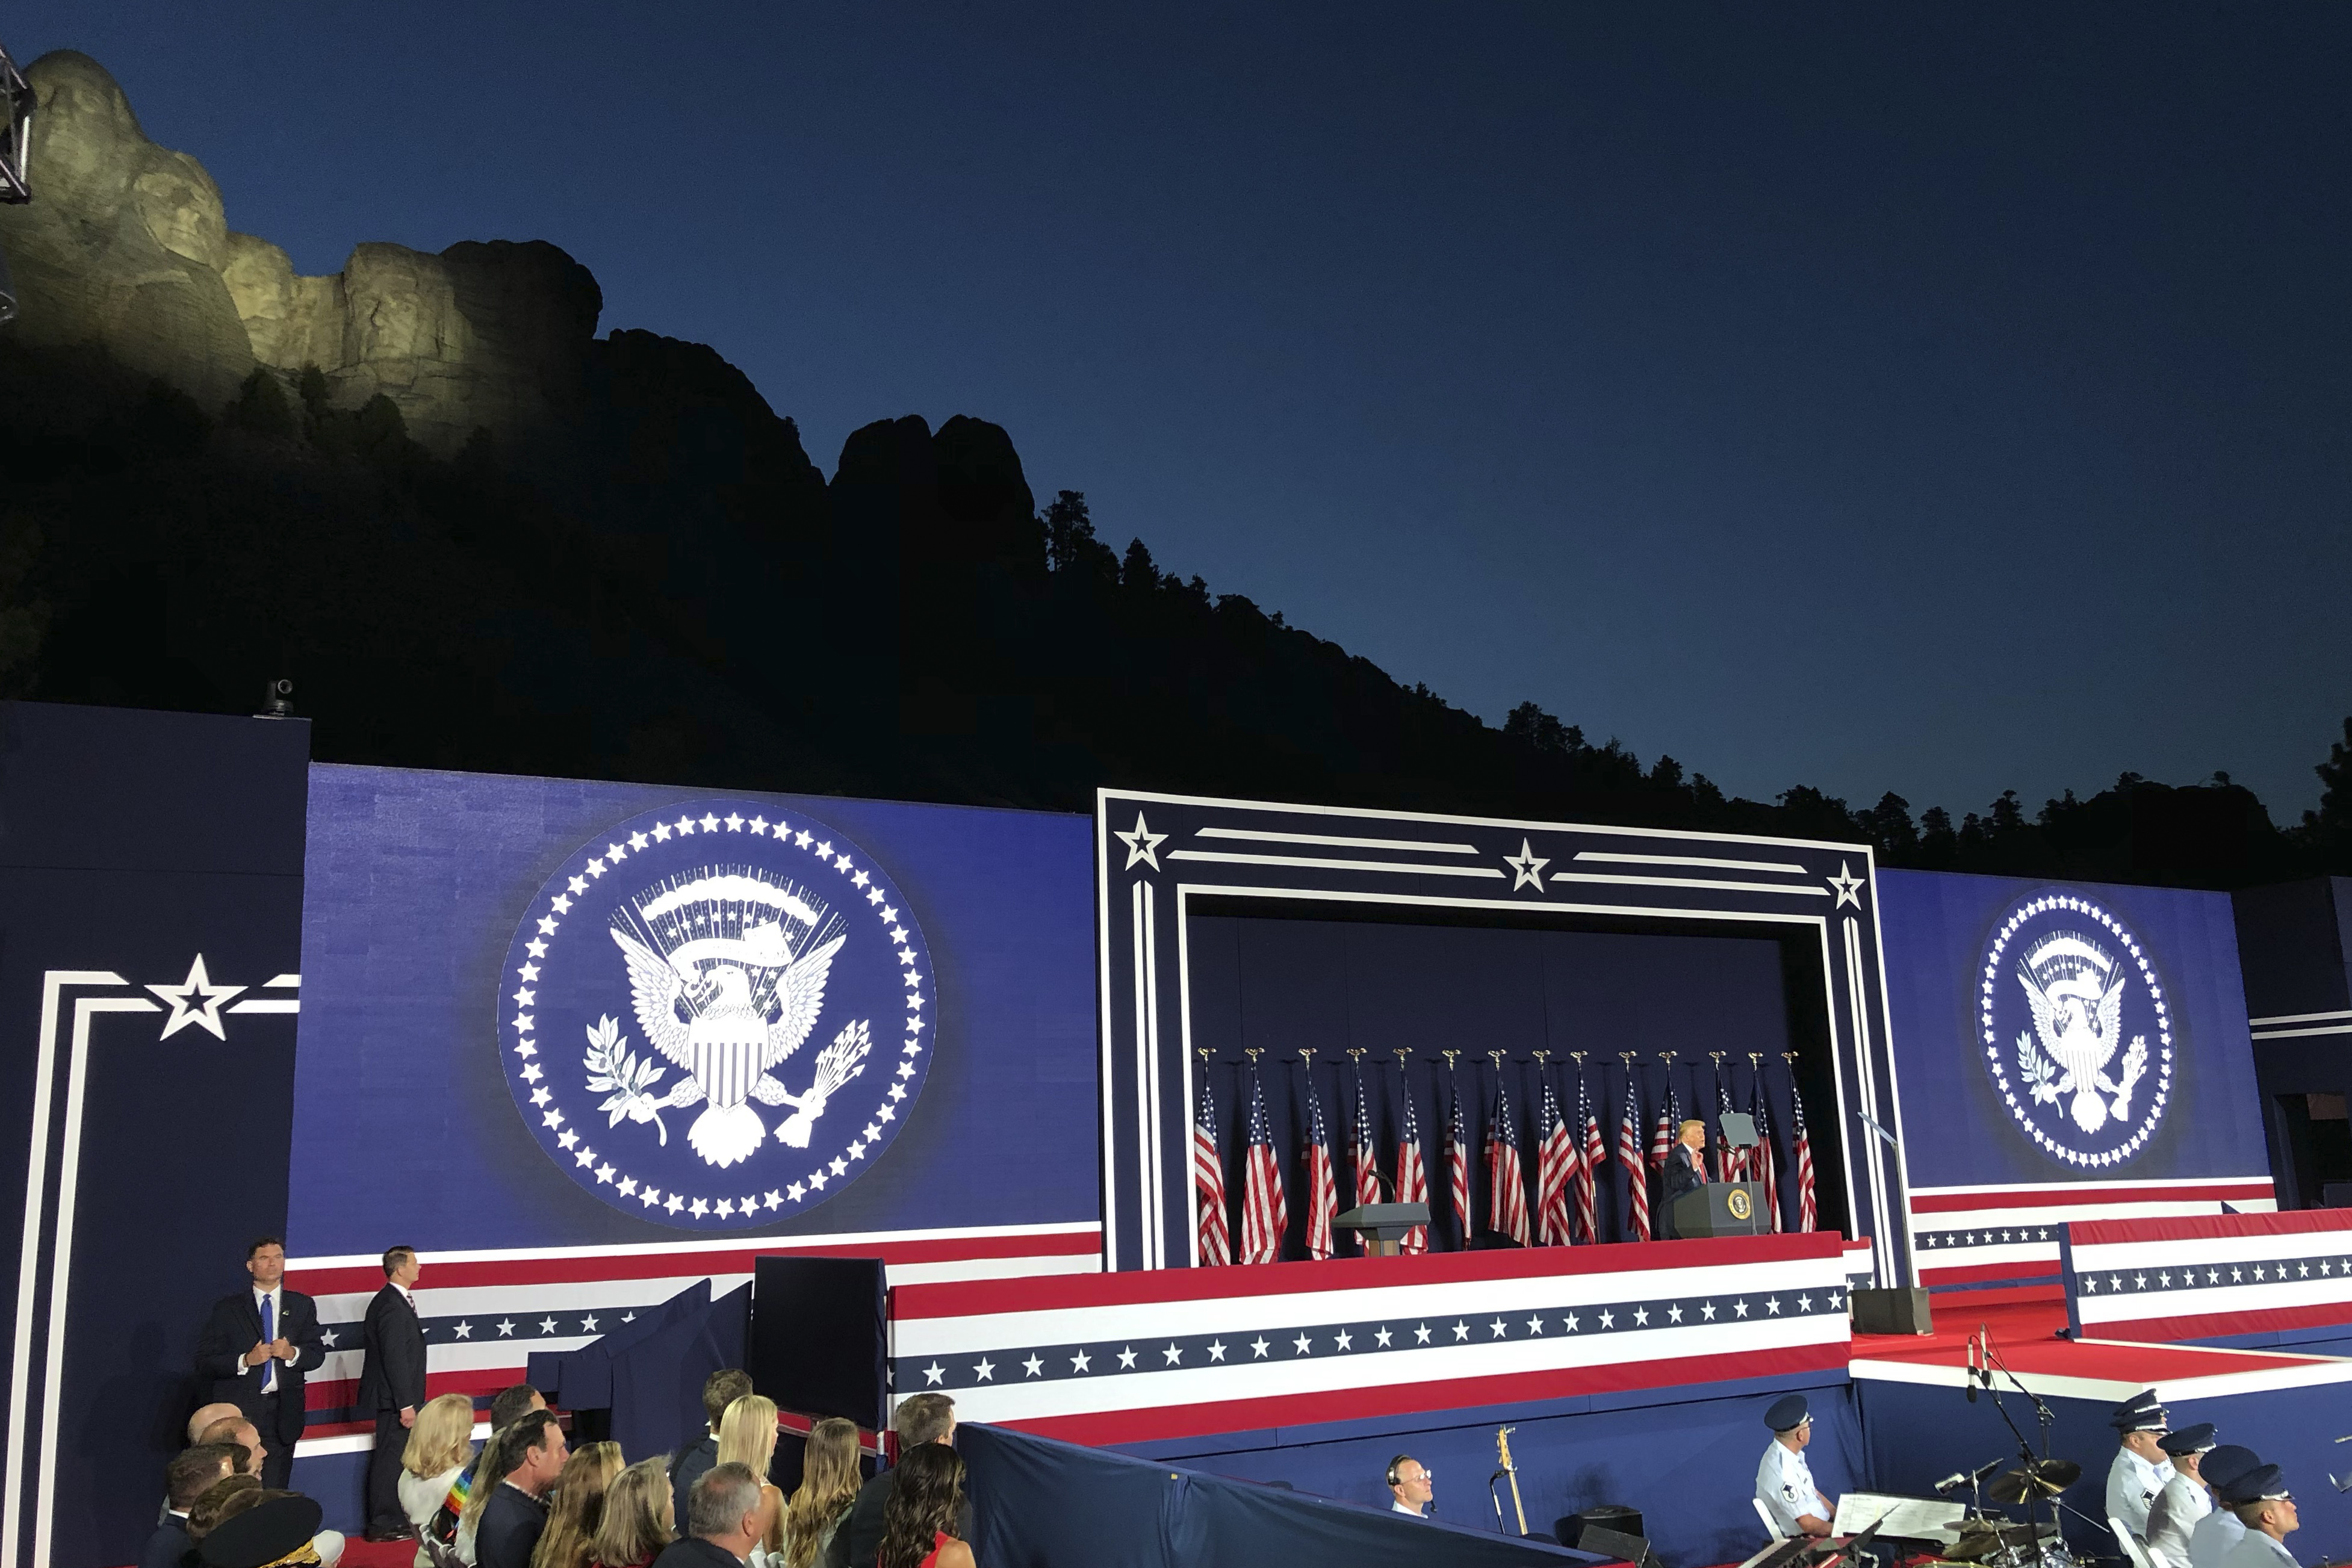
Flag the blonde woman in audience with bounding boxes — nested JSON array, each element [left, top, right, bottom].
[[532, 1441, 624, 1568], [588, 1458, 675, 1568], [716, 1394, 786, 1557], [400, 1393, 480, 1566], [781, 1418, 862, 1568]]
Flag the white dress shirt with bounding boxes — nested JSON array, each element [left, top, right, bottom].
[[2188, 1505, 2247, 1568], [1757, 1440, 1827, 1537], [2221, 1531, 2298, 1568], [1391, 1500, 1426, 1518], [2147, 1473, 2212, 1567], [2109, 1447, 2174, 1542]]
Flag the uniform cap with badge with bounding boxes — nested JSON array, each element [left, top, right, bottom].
[[1766, 1394, 1810, 1433], [198, 1495, 323, 1568], [2110, 1390, 2170, 1434], [2161, 1425, 2218, 1458]]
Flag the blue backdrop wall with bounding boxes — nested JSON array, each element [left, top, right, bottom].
[[1876, 870, 2268, 1189], [288, 765, 1099, 1253]]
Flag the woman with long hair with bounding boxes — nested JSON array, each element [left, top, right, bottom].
[[530, 1441, 623, 1568], [588, 1457, 674, 1568], [399, 1393, 479, 1566], [875, 1445, 972, 1568], [715, 1394, 785, 1555], [780, 1419, 861, 1568], [457, 1418, 536, 1563]]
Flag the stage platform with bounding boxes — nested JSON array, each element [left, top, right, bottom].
[[1855, 1298, 2352, 1400]]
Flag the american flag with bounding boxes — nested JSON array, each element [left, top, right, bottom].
[[1717, 1077, 1746, 1181], [1750, 1073, 1780, 1235], [1790, 1080, 1817, 1234], [1302, 1072, 1338, 1260], [1194, 1068, 1231, 1266], [1535, 1074, 1575, 1247], [1486, 1070, 1531, 1246], [1445, 1071, 1472, 1248], [1619, 1074, 1651, 1242], [1395, 1076, 1430, 1254], [1576, 1075, 1604, 1245], [1350, 1066, 1383, 1221], [1647, 1074, 1672, 1205], [1241, 1068, 1289, 1264]]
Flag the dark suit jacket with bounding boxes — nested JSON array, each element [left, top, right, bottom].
[[669, 1434, 719, 1540], [651, 1537, 743, 1568], [140, 1516, 192, 1568], [358, 1283, 427, 1411], [1660, 1143, 1707, 1238], [476, 1483, 550, 1568], [192, 1286, 326, 1446]]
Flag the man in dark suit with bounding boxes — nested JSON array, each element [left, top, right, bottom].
[[479, 1408, 568, 1568], [654, 1464, 765, 1568], [846, 1394, 960, 1568], [192, 1236, 324, 1488], [670, 1368, 754, 1530], [361, 1245, 429, 1542], [143, 1443, 237, 1568], [1659, 1118, 1708, 1240]]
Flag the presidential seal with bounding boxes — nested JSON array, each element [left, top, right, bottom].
[[1979, 891, 2172, 1168], [498, 802, 936, 1230]]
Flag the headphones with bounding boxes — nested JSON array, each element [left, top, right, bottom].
[[1386, 1456, 1413, 1487]]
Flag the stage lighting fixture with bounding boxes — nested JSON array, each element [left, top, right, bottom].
[[0, 42, 30, 206], [258, 677, 296, 719]]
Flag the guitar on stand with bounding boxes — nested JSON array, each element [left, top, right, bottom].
[[1490, 1424, 1530, 1537]]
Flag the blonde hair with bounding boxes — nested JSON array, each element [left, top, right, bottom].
[[783, 1419, 863, 1568], [1678, 1119, 1707, 1138], [530, 1440, 622, 1568], [589, 1457, 674, 1568], [402, 1393, 477, 1480], [717, 1395, 781, 1549]]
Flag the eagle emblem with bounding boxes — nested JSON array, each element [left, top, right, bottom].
[[2014, 934, 2144, 1135], [500, 801, 937, 1230], [1979, 891, 2173, 1169], [600, 872, 871, 1167]]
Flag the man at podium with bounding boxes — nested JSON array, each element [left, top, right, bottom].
[[1660, 1120, 1707, 1239]]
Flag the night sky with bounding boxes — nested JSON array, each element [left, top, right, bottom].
[[15, 5, 2349, 819]]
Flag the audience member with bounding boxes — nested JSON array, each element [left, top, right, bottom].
[[197, 1493, 325, 1568], [534, 1442, 624, 1568], [590, 1458, 676, 1568], [844, 1396, 957, 1568], [199, 1417, 267, 1478], [400, 1392, 479, 1564], [473, 1410, 570, 1568], [192, 1238, 324, 1489], [187, 1404, 244, 1445], [458, 1390, 550, 1564], [716, 1396, 784, 1555], [146, 1443, 239, 1568], [186, 1475, 261, 1547], [671, 1371, 754, 1534], [1385, 1454, 1432, 1518], [2220, 1463, 2299, 1568], [201, 1487, 346, 1567], [781, 1419, 862, 1568], [873, 1447, 971, 1568], [491, 1386, 548, 1433], [364, 1246, 431, 1542], [654, 1465, 764, 1568]]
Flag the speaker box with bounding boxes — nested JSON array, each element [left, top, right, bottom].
[[1580, 1523, 1666, 1568], [1850, 1286, 1932, 1334]]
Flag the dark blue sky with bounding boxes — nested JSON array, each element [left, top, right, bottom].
[[19, 5, 2350, 820]]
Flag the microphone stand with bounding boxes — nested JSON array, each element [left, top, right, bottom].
[[1979, 1333, 2071, 1566]]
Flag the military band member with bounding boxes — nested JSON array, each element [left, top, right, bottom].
[[2188, 1448, 2261, 1568], [2106, 1389, 2174, 1550], [1756, 1394, 1833, 1539], [2147, 1424, 2217, 1567], [2216, 1461, 2300, 1568]]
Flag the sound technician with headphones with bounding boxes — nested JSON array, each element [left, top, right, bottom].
[[1386, 1456, 1433, 1519]]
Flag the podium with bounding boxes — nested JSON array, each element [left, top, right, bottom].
[[1335, 1203, 1430, 1257], [1670, 1181, 1767, 1238]]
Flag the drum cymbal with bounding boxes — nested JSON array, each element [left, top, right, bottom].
[[1945, 1522, 2045, 1560], [1986, 1459, 2083, 1504]]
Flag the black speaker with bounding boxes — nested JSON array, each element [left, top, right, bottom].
[[749, 1256, 887, 1428], [1580, 1522, 1666, 1568], [1850, 1286, 1933, 1335]]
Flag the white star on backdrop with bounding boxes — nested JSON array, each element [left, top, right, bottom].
[[1115, 812, 1168, 872], [1829, 863, 1864, 908], [149, 955, 245, 1040], [1506, 838, 1550, 892]]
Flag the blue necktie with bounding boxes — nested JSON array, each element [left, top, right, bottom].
[[260, 1294, 276, 1395]]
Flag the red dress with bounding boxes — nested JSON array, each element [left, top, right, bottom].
[[918, 1531, 954, 1568]]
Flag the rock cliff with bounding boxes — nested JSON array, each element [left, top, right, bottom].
[[0, 52, 601, 454]]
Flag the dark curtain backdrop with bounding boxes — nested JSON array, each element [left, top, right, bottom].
[[1185, 914, 1839, 1253]]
